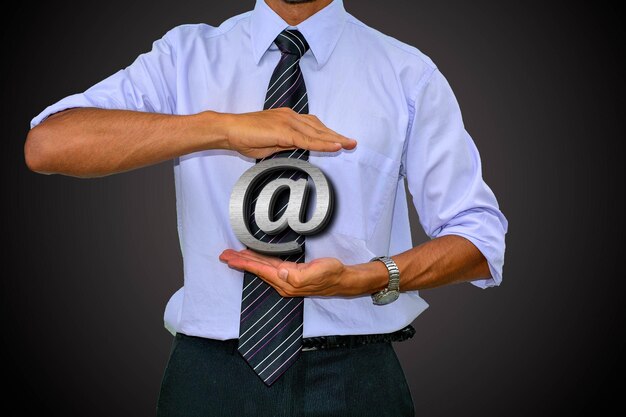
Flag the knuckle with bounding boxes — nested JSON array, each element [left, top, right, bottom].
[[275, 108, 290, 117]]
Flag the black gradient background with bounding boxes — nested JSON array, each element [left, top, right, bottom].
[[2, 1, 623, 416]]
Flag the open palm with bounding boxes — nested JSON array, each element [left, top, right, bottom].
[[219, 248, 360, 297]]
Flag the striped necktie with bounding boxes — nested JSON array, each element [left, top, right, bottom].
[[237, 29, 310, 386]]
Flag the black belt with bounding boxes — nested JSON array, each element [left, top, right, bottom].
[[300, 324, 415, 351]]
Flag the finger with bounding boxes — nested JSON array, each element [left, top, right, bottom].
[[219, 249, 238, 262], [224, 255, 277, 278], [296, 114, 347, 138], [247, 257, 297, 284], [239, 249, 285, 268], [224, 257, 298, 296], [287, 133, 343, 152], [219, 249, 266, 263], [292, 120, 348, 148], [221, 250, 300, 289], [277, 268, 289, 281], [295, 115, 357, 149], [237, 250, 316, 289], [295, 114, 326, 129], [291, 121, 356, 149], [255, 145, 298, 159], [220, 249, 277, 268], [284, 267, 317, 288]]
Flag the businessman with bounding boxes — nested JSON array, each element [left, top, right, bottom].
[[24, 0, 508, 415]]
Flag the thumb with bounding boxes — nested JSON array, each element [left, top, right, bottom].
[[278, 268, 289, 281]]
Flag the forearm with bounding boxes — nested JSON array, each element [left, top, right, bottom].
[[347, 235, 492, 294], [24, 107, 357, 178], [24, 108, 229, 178]]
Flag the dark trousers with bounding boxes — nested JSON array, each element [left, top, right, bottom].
[[156, 333, 415, 417]]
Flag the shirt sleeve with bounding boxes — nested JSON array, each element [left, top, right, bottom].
[[30, 29, 178, 128], [401, 68, 509, 288]]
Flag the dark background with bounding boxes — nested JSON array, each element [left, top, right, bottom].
[[2, 0, 623, 416]]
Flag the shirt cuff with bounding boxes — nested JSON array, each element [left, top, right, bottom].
[[164, 287, 184, 336], [30, 93, 122, 129], [435, 212, 507, 289]]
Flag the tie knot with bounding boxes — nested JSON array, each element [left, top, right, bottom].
[[274, 29, 309, 58]]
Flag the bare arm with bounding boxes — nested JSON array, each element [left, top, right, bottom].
[[24, 107, 357, 178], [347, 235, 491, 294], [219, 234, 491, 297]]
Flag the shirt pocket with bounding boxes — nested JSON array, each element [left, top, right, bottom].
[[313, 144, 400, 242]]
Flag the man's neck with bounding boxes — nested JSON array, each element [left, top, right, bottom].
[[264, 0, 333, 26]]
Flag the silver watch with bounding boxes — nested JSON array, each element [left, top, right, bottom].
[[369, 256, 400, 305]]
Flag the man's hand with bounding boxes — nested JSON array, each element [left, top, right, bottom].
[[25, 107, 356, 178], [220, 107, 357, 159], [219, 248, 371, 297], [220, 235, 493, 298]]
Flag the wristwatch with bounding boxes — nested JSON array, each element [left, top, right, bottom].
[[369, 256, 400, 305]]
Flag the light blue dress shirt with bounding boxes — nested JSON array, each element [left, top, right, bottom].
[[31, 0, 508, 339]]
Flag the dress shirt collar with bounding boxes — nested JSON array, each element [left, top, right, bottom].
[[250, 0, 347, 68]]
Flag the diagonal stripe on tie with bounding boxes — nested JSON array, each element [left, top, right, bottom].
[[237, 28, 311, 386]]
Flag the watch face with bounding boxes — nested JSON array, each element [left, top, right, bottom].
[[374, 290, 400, 305]]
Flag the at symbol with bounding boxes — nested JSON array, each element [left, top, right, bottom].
[[229, 158, 334, 255]]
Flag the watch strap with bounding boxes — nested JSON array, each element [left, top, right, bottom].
[[370, 256, 400, 292]]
